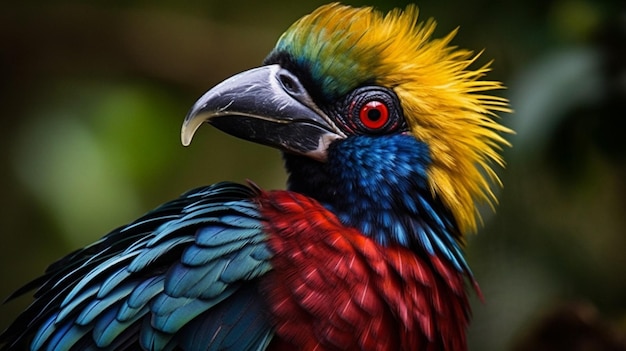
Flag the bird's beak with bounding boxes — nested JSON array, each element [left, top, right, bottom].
[[182, 64, 345, 162]]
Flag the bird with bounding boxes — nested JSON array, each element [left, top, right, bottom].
[[0, 3, 511, 350]]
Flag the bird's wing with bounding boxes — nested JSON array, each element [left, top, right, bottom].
[[1, 182, 274, 351]]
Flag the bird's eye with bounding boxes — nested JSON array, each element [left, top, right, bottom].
[[359, 100, 389, 130], [342, 86, 404, 135]]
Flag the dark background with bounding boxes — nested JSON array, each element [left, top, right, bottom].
[[1, 1, 625, 350]]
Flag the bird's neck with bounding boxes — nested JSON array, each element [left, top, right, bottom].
[[284, 134, 471, 274]]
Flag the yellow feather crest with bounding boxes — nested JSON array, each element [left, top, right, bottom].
[[283, 3, 512, 234]]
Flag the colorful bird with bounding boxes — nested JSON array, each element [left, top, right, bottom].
[[0, 3, 511, 350]]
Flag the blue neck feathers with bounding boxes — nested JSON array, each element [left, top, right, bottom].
[[284, 134, 471, 274]]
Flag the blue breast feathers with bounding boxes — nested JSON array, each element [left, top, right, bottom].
[[323, 134, 471, 275]]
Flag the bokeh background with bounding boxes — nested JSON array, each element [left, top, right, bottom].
[[1, 0, 625, 350]]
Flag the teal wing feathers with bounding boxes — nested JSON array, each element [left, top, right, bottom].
[[0, 182, 273, 351]]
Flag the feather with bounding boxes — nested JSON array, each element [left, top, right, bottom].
[[1, 182, 272, 350], [122, 276, 164, 313], [126, 236, 194, 273], [61, 252, 139, 308], [174, 285, 272, 351], [56, 284, 99, 322], [98, 268, 133, 299], [31, 315, 56, 351], [45, 319, 89, 351], [138, 317, 173, 351], [259, 189, 473, 349], [163, 260, 228, 299], [76, 283, 135, 325], [151, 289, 233, 333]]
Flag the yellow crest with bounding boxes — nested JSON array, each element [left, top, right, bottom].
[[282, 3, 512, 234]]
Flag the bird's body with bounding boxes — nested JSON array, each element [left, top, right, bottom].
[[1, 3, 510, 350]]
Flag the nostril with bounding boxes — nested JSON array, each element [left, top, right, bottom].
[[278, 72, 301, 95]]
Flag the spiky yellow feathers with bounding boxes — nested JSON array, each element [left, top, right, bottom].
[[278, 3, 512, 234]]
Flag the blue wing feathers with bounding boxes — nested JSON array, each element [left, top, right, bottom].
[[221, 245, 272, 283], [153, 287, 235, 333], [92, 305, 144, 348], [195, 223, 264, 246], [61, 252, 140, 308], [166, 263, 229, 299], [92, 308, 118, 347], [45, 318, 89, 351], [220, 215, 264, 228], [0, 182, 274, 351], [116, 303, 147, 325], [124, 276, 164, 312], [121, 215, 178, 234], [138, 317, 172, 351], [250, 244, 273, 261], [166, 236, 271, 298], [76, 284, 136, 326], [98, 268, 133, 299], [176, 284, 273, 351], [31, 315, 56, 351], [180, 242, 234, 266], [128, 236, 195, 274], [56, 284, 99, 322]]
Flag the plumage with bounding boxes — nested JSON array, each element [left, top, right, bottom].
[[1, 3, 510, 350], [259, 189, 470, 350]]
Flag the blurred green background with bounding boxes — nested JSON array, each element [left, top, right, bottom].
[[1, 0, 625, 350]]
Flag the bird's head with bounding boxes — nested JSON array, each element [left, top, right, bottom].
[[183, 3, 511, 236]]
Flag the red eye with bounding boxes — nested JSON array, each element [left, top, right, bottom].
[[359, 100, 389, 130]]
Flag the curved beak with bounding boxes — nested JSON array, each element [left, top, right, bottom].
[[182, 64, 345, 162]]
